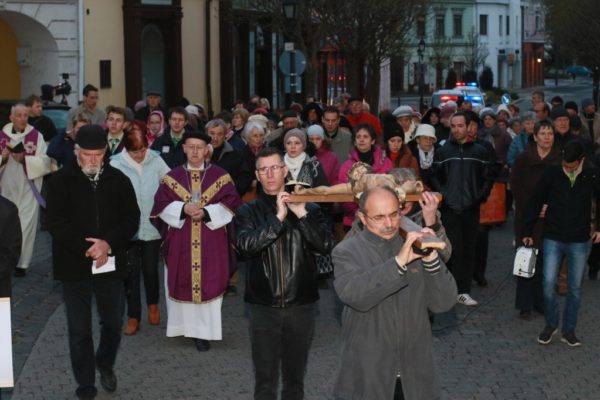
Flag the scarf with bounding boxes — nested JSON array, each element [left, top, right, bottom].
[[83, 165, 104, 189], [284, 152, 307, 180], [356, 146, 374, 165], [418, 146, 434, 169]]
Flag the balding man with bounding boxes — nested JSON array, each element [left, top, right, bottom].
[[333, 186, 457, 400], [0, 104, 52, 277]]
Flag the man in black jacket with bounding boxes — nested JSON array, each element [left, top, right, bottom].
[[236, 147, 334, 400], [46, 125, 140, 400], [523, 141, 600, 347], [431, 111, 493, 307], [150, 106, 189, 168]]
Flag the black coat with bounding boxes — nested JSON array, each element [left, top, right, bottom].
[[0, 195, 21, 297], [236, 192, 334, 307], [523, 162, 600, 243], [46, 162, 140, 281], [150, 128, 188, 168], [211, 142, 253, 196], [431, 138, 494, 213]]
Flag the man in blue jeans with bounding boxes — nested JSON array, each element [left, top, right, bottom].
[[523, 141, 600, 347]]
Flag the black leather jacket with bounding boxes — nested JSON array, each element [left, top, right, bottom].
[[431, 138, 494, 213], [236, 193, 334, 307]]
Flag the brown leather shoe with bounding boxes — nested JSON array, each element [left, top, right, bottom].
[[148, 304, 160, 325], [123, 318, 139, 335]]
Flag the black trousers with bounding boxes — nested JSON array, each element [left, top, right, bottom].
[[515, 251, 544, 312], [442, 208, 479, 294], [125, 239, 161, 319], [62, 278, 125, 397], [248, 303, 316, 400], [474, 225, 491, 281]]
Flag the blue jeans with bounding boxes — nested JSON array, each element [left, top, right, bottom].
[[542, 238, 591, 333]]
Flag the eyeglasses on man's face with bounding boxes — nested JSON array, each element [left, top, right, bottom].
[[363, 210, 401, 224], [257, 165, 285, 175]]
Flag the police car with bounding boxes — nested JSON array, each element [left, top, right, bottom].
[[429, 90, 464, 108], [453, 82, 486, 107]]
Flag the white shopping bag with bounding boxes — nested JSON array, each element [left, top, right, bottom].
[[0, 298, 14, 388]]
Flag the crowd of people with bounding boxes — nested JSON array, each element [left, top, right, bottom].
[[1, 83, 600, 400]]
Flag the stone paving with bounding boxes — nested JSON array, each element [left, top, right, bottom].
[[5, 215, 600, 399]]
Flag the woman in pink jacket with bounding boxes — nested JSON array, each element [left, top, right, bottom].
[[307, 124, 340, 185], [338, 123, 393, 228]]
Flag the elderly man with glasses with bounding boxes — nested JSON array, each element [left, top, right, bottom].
[[332, 185, 456, 400]]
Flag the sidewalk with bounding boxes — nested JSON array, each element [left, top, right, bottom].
[[7, 216, 600, 399]]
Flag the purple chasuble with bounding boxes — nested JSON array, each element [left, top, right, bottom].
[[151, 164, 241, 303]]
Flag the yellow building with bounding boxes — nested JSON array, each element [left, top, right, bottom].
[[0, 0, 222, 113]]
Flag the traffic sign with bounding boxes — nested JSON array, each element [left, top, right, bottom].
[[279, 50, 306, 76]]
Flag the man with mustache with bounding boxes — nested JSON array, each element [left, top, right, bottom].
[[46, 125, 140, 399], [332, 186, 457, 400]]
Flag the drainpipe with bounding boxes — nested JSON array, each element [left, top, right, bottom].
[[205, 0, 213, 118], [78, 0, 85, 101]]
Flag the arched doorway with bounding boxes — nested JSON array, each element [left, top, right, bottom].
[[0, 11, 59, 101], [141, 24, 165, 98]]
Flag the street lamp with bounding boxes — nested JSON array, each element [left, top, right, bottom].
[[282, 0, 298, 106], [417, 38, 426, 113]]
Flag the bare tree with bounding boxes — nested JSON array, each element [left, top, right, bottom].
[[428, 35, 455, 89], [241, 0, 328, 104], [318, 0, 429, 112], [463, 30, 489, 72], [545, 0, 600, 66]]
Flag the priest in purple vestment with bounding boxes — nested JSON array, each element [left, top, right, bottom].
[[150, 130, 241, 352]]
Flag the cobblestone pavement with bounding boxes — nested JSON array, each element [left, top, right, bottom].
[[5, 216, 600, 399]]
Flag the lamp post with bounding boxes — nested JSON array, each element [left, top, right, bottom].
[[417, 38, 426, 113], [282, 0, 298, 106]]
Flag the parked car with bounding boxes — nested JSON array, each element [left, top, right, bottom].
[[429, 89, 465, 108], [454, 82, 486, 107], [566, 65, 592, 77]]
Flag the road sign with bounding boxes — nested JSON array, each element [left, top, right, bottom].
[[279, 50, 306, 76]]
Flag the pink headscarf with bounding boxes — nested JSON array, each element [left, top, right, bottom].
[[147, 110, 166, 145]]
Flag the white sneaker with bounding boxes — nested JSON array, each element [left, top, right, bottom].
[[457, 293, 478, 306]]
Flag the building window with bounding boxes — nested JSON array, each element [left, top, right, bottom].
[[506, 15, 510, 36], [416, 16, 426, 37], [480, 15, 488, 36], [141, 0, 172, 4], [453, 14, 462, 37], [535, 13, 541, 32], [435, 15, 445, 37], [499, 15, 503, 36]]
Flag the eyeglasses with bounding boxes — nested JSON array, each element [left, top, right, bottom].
[[363, 210, 401, 223], [185, 145, 206, 152], [257, 165, 285, 175]]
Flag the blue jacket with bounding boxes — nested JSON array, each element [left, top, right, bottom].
[[110, 150, 170, 241]]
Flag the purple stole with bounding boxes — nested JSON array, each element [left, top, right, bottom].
[[0, 128, 46, 208], [151, 164, 241, 303]]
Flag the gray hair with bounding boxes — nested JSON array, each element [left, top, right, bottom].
[[11, 103, 28, 115], [521, 111, 535, 122], [204, 118, 228, 133], [242, 121, 266, 140]]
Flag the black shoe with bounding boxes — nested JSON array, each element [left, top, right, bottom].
[[537, 325, 558, 345], [97, 368, 117, 392], [561, 331, 582, 347], [193, 338, 210, 352], [14, 268, 26, 277], [225, 285, 237, 296], [76, 386, 97, 400], [519, 310, 532, 320], [473, 275, 488, 287]]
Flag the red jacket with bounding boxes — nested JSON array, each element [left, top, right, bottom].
[[346, 112, 382, 136]]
